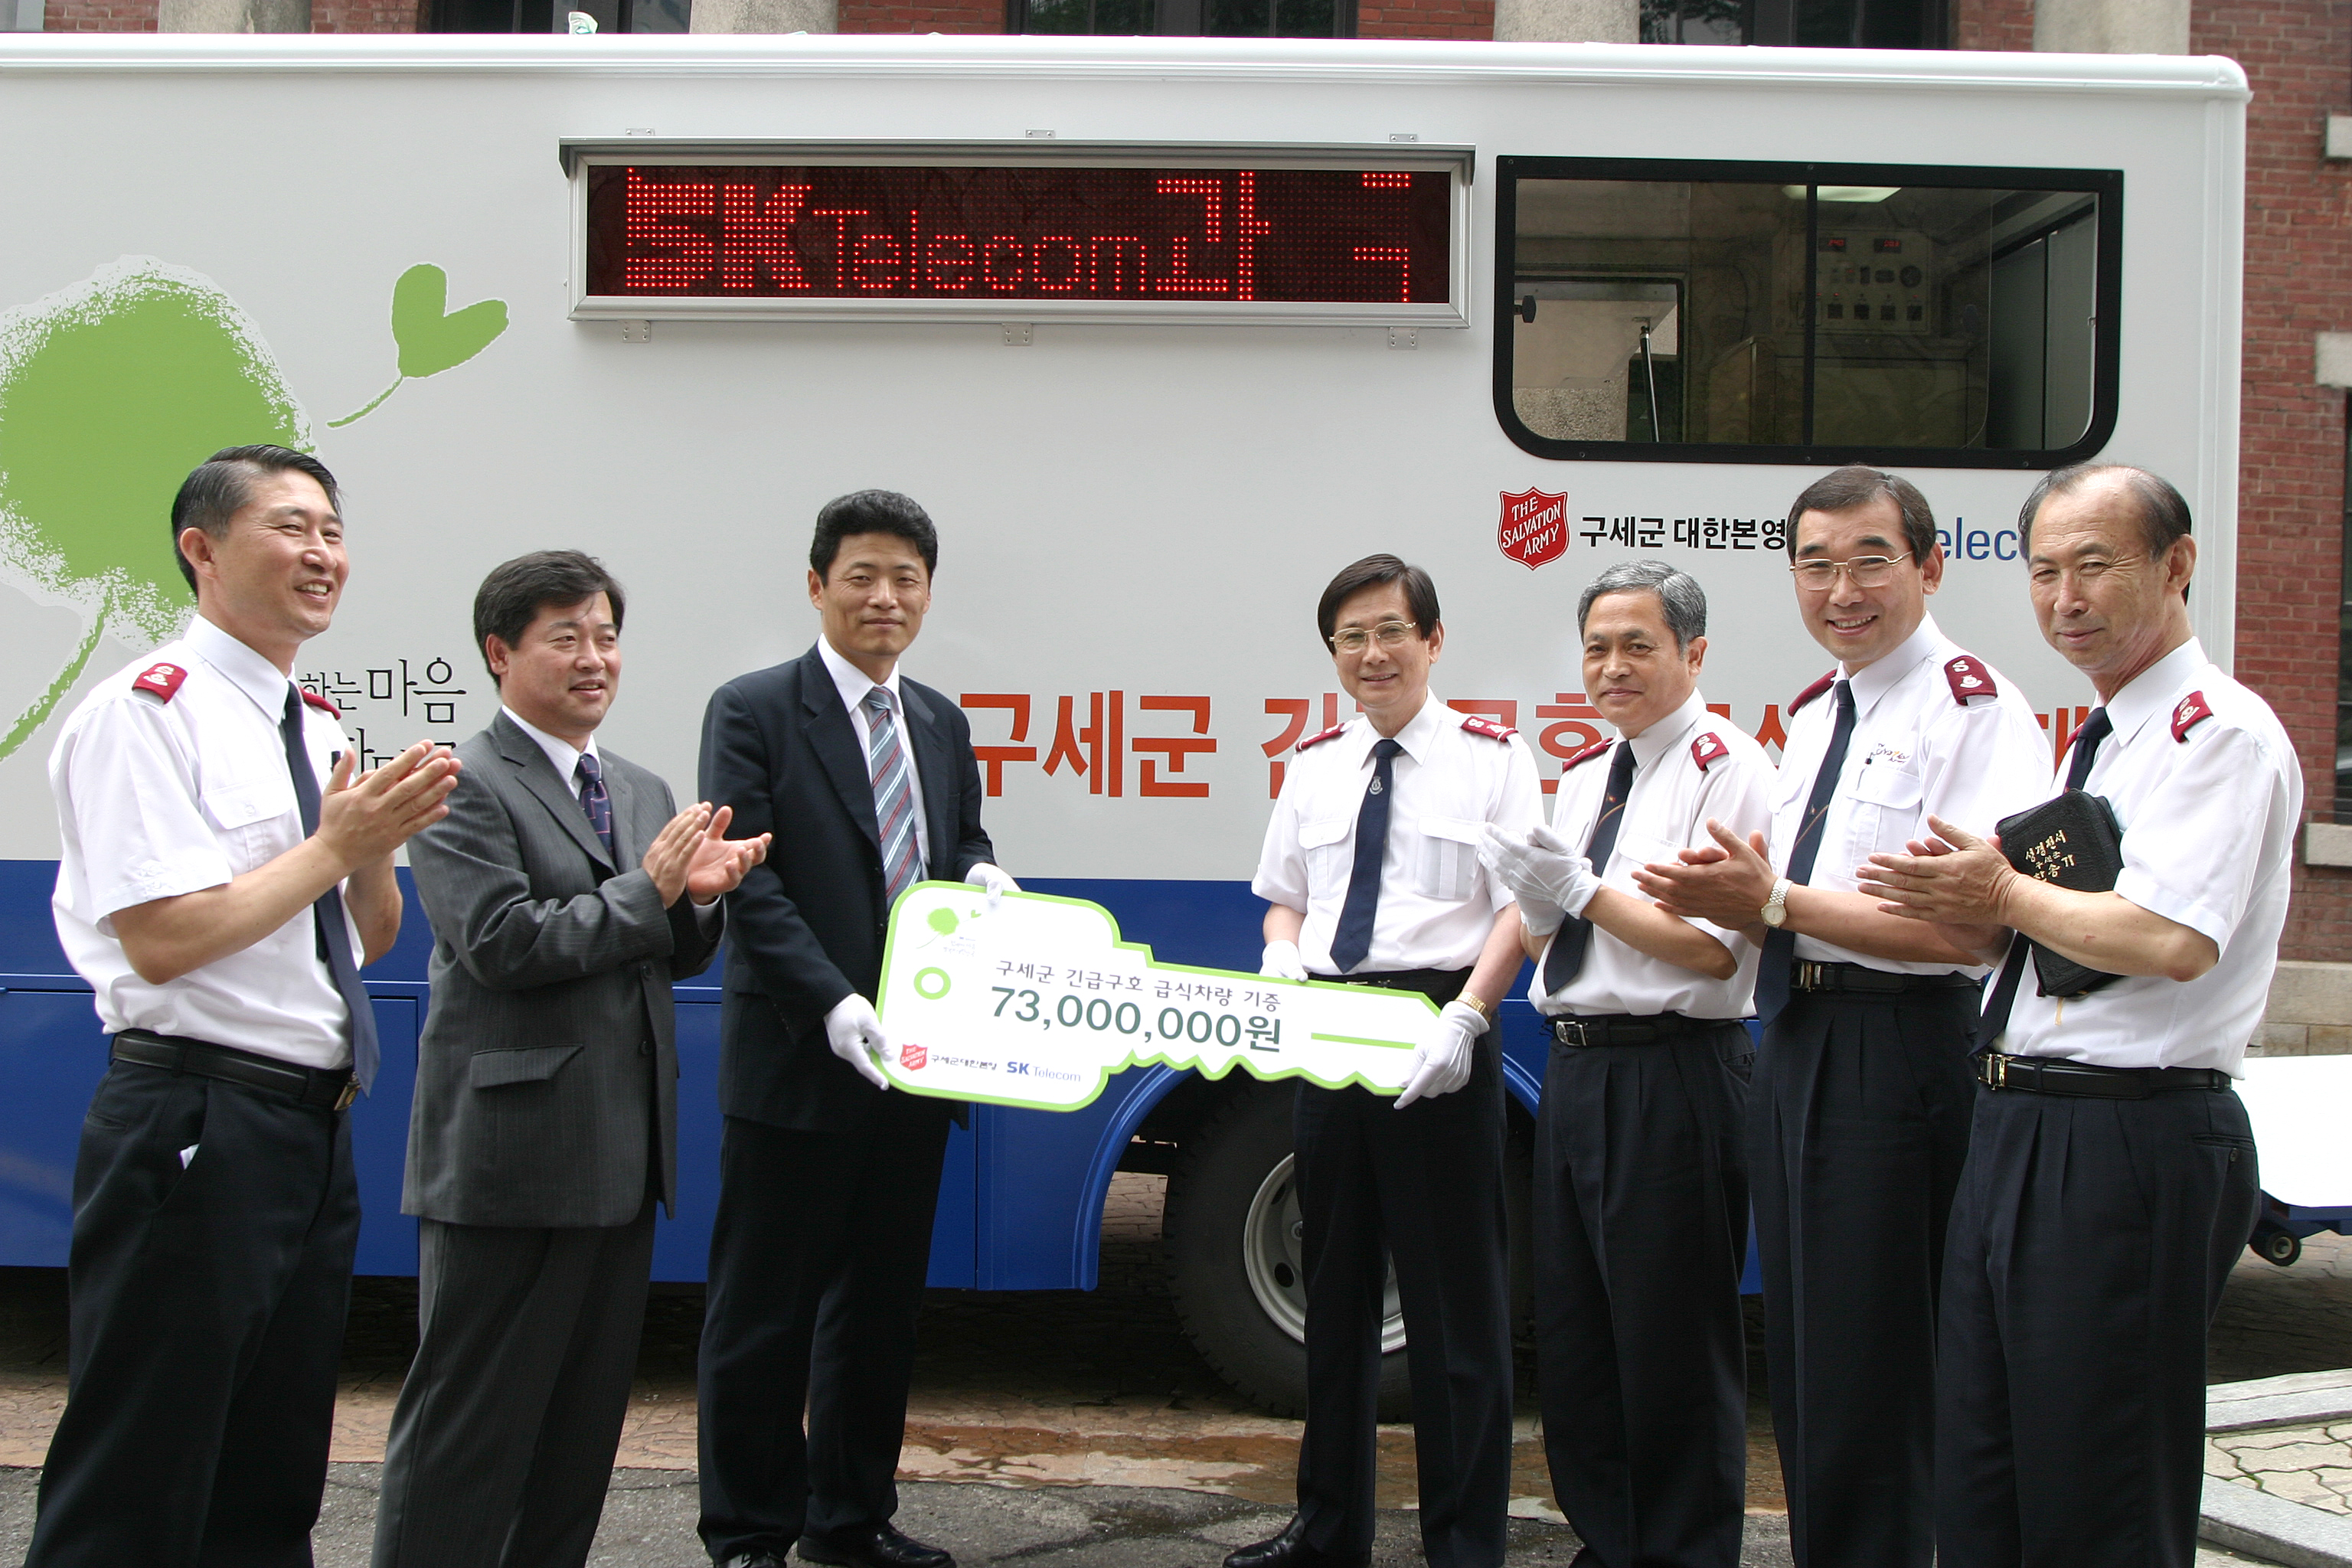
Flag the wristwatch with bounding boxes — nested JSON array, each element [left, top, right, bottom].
[[1456, 992, 1496, 1026], [1759, 877, 1794, 929]]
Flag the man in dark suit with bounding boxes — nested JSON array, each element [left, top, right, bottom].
[[697, 492, 1014, 1568], [373, 550, 768, 1568]]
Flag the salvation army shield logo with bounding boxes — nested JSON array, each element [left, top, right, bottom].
[[900, 1043, 928, 1070], [1498, 488, 1569, 571]]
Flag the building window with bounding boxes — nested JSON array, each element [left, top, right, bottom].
[[1642, 0, 1948, 47], [1494, 158, 2119, 467], [1011, 0, 1351, 38], [430, 0, 684, 31]]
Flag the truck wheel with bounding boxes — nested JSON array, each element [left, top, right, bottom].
[[1165, 1083, 1412, 1422], [2253, 1227, 2302, 1267]]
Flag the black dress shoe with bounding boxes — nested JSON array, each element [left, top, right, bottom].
[[796, 1523, 956, 1568], [718, 1555, 788, 1568], [1222, 1516, 1370, 1568]]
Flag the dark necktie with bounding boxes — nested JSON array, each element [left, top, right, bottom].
[[1756, 678, 1857, 1025], [1328, 738, 1403, 975], [866, 688, 923, 906], [1541, 740, 1639, 997], [279, 686, 380, 1094], [1979, 706, 2114, 1047], [575, 752, 616, 863]]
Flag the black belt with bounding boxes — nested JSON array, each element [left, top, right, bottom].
[[1312, 966, 1474, 1006], [1790, 959, 1978, 996], [1975, 1050, 2232, 1099], [1547, 1012, 1717, 1048], [113, 1029, 358, 1112]]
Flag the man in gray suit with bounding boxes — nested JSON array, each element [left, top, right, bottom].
[[373, 550, 769, 1568]]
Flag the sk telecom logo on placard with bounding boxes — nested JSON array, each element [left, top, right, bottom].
[[1498, 488, 1568, 570]]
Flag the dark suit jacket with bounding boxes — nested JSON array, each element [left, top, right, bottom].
[[402, 711, 721, 1227], [700, 643, 994, 1132]]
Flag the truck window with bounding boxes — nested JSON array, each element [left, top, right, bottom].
[[1494, 159, 2120, 468]]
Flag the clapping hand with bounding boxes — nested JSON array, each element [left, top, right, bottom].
[[685, 804, 769, 903]]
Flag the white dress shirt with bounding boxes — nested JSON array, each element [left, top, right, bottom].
[[1772, 613, 2053, 975], [1253, 695, 1545, 975], [818, 635, 929, 874], [48, 615, 361, 1069], [502, 707, 603, 799], [1995, 639, 2300, 1075], [1534, 691, 1775, 1020]]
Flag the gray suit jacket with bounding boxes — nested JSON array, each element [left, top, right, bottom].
[[401, 711, 720, 1228]]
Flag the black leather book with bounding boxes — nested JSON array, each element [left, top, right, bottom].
[[1994, 789, 2127, 999]]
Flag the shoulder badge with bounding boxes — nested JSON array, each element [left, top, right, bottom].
[[1944, 655, 1998, 705], [1690, 731, 1730, 772], [2171, 691, 2214, 742], [129, 662, 188, 703], [1788, 669, 1838, 714], [1563, 738, 1614, 772], [1459, 714, 1517, 743], [299, 688, 342, 718], [1295, 723, 1348, 753]]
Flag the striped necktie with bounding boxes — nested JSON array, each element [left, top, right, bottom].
[[865, 687, 923, 905]]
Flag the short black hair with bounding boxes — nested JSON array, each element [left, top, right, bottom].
[[810, 490, 939, 580], [472, 550, 627, 686], [1785, 466, 1938, 563], [170, 445, 341, 592], [1315, 554, 1441, 648], [2017, 462, 2193, 557]]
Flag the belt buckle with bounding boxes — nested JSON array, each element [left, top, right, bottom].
[[334, 1078, 358, 1112], [1977, 1052, 2007, 1090], [1556, 1019, 1590, 1048], [1793, 960, 1821, 993]]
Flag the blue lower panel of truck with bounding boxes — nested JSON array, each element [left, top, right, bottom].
[[0, 859, 1557, 1286]]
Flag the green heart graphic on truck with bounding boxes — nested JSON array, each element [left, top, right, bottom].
[[0, 256, 508, 762]]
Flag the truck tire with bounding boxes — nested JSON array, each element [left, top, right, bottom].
[[1165, 1082, 1413, 1422]]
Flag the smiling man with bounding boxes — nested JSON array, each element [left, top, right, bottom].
[[33, 446, 459, 1567], [1477, 560, 1770, 1568], [1857, 466, 2296, 1568], [374, 550, 766, 1568], [1236, 554, 1541, 1568], [696, 492, 1013, 1568], [1634, 467, 2049, 1568]]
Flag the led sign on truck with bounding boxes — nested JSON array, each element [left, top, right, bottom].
[[567, 147, 1469, 326]]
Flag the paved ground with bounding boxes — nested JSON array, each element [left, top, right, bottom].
[[0, 1174, 2337, 1563]]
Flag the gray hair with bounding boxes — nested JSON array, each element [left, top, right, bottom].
[[1576, 560, 1707, 649]]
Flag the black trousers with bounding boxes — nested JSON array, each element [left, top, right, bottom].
[[1292, 984, 1512, 1568], [1534, 1021, 1752, 1568], [696, 1098, 952, 1564], [1750, 985, 1975, 1568], [371, 1197, 659, 1568], [26, 1059, 359, 1568], [1936, 1082, 2259, 1568]]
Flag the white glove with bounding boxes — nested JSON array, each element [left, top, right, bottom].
[[1479, 822, 1601, 936], [1396, 998, 1486, 1109], [1259, 939, 1309, 982], [965, 862, 1020, 910], [823, 993, 892, 1090]]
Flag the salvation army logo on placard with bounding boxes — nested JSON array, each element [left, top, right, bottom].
[[1498, 488, 1569, 571], [900, 1043, 928, 1070]]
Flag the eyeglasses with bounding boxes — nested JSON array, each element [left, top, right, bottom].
[[1331, 620, 1420, 654], [1788, 552, 1913, 590], [2029, 554, 2145, 589]]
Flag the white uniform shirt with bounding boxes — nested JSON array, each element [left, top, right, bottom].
[[48, 616, 360, 1069], [1772, 613, 2052, 975], [1253, 696, 1544, 975], [503, 706, 603, 800], [818, 635, 929, 873], [1997, 639, 2299, 1075], [1534, 691, 1775, 1020]]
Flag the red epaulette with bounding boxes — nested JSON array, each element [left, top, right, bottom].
[[1295, 723, 1348, 753], [299, 688, 342, 718], [129, 662, 188, 703], [1459, 714, 1517, 743], [1690, 731, 1730, 772], [1562, 738, 1613, 771], [1944, 655, 1998, 705], [2171, 691, 2214, 742], [1788, 670, 1838, 714]]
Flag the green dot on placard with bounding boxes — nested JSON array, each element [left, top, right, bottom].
[[929, 909, 959, 935], [914, 968, 952, 1001]]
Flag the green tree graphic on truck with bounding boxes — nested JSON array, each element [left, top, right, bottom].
[[0, 256, 507, 761]]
